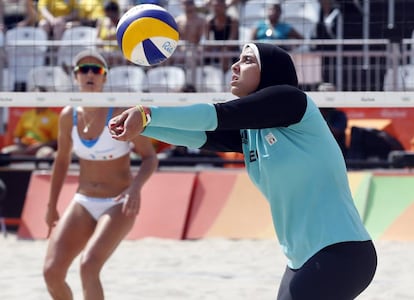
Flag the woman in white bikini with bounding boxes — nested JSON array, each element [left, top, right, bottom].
[[43, 49, 158, 300]]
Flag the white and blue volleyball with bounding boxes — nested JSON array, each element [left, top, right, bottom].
[[116, 4, 179, 66]]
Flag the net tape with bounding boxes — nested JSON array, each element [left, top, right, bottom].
[[1, 91, 414, 107]]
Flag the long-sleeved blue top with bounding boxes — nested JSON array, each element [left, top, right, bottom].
[[142, 84, 371, 269]]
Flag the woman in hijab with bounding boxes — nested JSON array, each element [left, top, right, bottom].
[[108, 43, 377, 300]]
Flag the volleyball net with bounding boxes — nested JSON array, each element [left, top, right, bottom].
[[2, 90, 414, 171], [1, 91, 414, 107]]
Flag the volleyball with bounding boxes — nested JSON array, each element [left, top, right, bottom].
[[116, 4, 179, 66]]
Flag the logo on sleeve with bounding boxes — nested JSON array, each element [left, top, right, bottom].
[[265, 132, 277, 145]]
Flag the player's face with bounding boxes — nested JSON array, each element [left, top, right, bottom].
[[74, 57, 107, 92], [212, 0, 226, 15], [230, 47, 260, 97], [182, 0, 196, 13]]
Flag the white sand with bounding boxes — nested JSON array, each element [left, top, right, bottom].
[[1, 234, 413, 299]]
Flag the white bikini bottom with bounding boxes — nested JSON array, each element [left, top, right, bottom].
[[73, 193, 124, 220]]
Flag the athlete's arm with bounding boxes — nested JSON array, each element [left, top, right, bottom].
[[142, 126, 243, 152], [148, 85, 307, 131], [214, 85, 307, 129], [110, 85, 307, 152]]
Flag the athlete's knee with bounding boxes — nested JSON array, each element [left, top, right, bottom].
[[80, 253, 105, 281], [43, 259, 67, 287]]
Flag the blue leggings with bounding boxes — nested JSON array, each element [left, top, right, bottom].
[[277, 240, 377, 300]]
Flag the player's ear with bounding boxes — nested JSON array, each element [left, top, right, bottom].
[[73, 70, 79, 82], [102, 71, 107, 84]]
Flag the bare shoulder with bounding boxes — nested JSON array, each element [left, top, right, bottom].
[[58, 106, 74, 131], [60, 105, 74, 117], [196, 15, 207, 25]]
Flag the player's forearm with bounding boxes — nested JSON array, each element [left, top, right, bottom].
[[142, 126, 207, 149], [149, 103, 218, 131], [48, 158, 70, 208], [130, 154, 158, 192]]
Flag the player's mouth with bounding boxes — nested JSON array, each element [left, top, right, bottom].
[[231, 75, 239, 84]]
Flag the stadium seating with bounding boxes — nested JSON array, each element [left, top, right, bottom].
[[411, 29, 414, 64], [238, 24, 253, 42], [146, 66, 186, 92], [240, 0, 267, 28], [26, 66, 74, 92], [104, 65, 148, 92], [281, 0, 321, 50], [1, 69, 15, 92], [383, 64, 414, 91], [281, 0, 320, 24], [166, 0, 183, 18], [194, 65, 224, 92], [56, 26, 98, 68], [5, 27, 48, 91]]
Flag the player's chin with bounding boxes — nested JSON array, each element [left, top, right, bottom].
[[230, 86, 239, 97], [82, 85, 99, 93], [230, 86, 245, 98]]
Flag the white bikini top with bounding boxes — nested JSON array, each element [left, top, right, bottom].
[[71, 107, 131, 160]]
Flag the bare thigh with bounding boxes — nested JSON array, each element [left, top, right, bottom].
[[44, 201, 97, 271], [80, 203, 136, 266]]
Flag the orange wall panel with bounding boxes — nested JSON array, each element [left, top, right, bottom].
[[18, 171, 196, 240], [185, 171, 275, 239]]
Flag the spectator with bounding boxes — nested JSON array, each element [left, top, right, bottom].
[[37, 0, 78, 40], [176, 0, 207, 44], [1, 87, 59, 158], [223, 0, 242, 20], [250, 2, 303, 49], [319, 0, 334, 20], [77, 0, 105, 27], [0, 0, 37, 31], [318, 82, 348, 157], [205, 0, 239, 72], [203, 0, 242, 20], [173, 0, 207, 67], [96, 0, 124, 65]]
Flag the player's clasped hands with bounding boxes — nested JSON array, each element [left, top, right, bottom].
[[109, 106, 144, 141]]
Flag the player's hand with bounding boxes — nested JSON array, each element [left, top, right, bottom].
[[109, 106, 143, 141], [115, 192, 141, 217], [45, 208, 59, 238]]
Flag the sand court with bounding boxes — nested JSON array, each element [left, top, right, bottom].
[[2, 169, 414, 299], [1, 235, 414, 299]]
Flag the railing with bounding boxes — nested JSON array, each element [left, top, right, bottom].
[[1, 38, 412, 92]]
